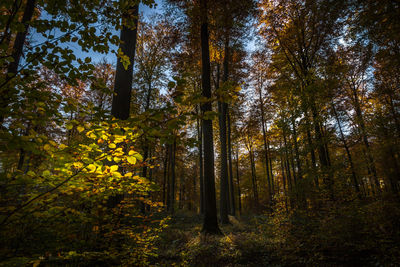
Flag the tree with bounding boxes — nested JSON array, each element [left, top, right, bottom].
[[111, 2, 139, 120], [199, 0, 221, 235]]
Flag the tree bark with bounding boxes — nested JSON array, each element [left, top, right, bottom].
[[227, 111, 235, 216], [351, 85, 380, 193], [258, 83, 272, 204], [331, 102, 360, 195], [168, 139, 176, 213], [111, 4, 139, 120], [236, 146, 242, 215], [196, 104, 204, 214], [1, 0, 36, 124], [200, 0, 221, 235], [218, 102, 229, 224], [162, 145, 169, 205]]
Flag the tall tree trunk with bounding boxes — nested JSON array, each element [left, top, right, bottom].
[[290, 112, 302, 181], [258, 84, 272, 204], [166, 144, 171, 210], [282, 131, 293, 192], [162, 145, 169, 205], [331, 102, 360, 195], [218, 101, 229, 224], [351, 85, 380, 192], [310, 99, 333, 198], [248, 145, 259, 211], [227, 112, 235, 216], [236, 146, 242, 215], [169, 139, 176, 213], [218, 40, 230, 223], [268, 139, 275, 196], [196, 105, 205, 214], [280, 152, 289, 212], [1, 0, 36, 124], [200, 0, 221, 235], [305, 115, 318, 188], [111, 4, 139, 120]]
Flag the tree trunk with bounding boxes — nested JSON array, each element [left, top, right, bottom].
[[218, 39, 229, 223], [258, 84, 272, 204], [236, 146, 242, 215], [162, 145, 169, 205], [268, 139, 275, 196], [111, 4, 139, 120], [305, 115, 318, 188], [331, 102, 360, 195], [310, 100, 333, 198], [280, 152, 289, 212], [227, 111, 235, 216], [196, 105, 205, 214], [166, 144, 171, 210], [218, 103, 229, 224], [351, 85, 380, 193], [169, 139, 176, 213], [1, 0, 36, 124], [248, 145, 259, 211], [200, 0, 221, 235]]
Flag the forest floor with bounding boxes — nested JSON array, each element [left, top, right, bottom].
[[155, 212, 273, 267], [153, 206, 400, 267]]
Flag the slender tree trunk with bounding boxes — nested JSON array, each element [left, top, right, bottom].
[[227, 112, 235, 216], [283, 132, 293, 192], [179, 170, 184, 209], [0, 0, 22, 45], [268, 139, 275, 196], [258, 84, 272, 204], [169, 139, 176, 213], [305, 115, 318, 188], [236, 146, 242, 215], [248, 145, 259, 211], [1, 0, 36, 124], [351, 86, 380, 192], [111, 4, 139, 120], [166, 144, 171, 210], [196, 105, 204, 214], [310, 99, 333, 198], [291, 113, 302, 181], [218, 101, 229, 224], [162, 145, 169, 205], [200, 0, 221, 235], [331, 102, 360, 195], [280, 152, 289, 211], [218, 45, 229, 222]]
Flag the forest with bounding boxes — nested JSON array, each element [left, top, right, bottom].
[[1, 0, 400, 266]]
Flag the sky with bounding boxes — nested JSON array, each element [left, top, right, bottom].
[[29, 1, 164, 68], [82, 1, 164, 64]]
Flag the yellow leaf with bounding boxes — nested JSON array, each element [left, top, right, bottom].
[[110, 165, 118, 172], [49, 140, 57, 146], [127, 156, 136, 165], [109, 143, 116, 149], [59, 144, 67, 149], [77, 125, 84, 133], [43, 144, 51, 151], [73, 162, 83, 168], [87, 164, 96, 173]]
